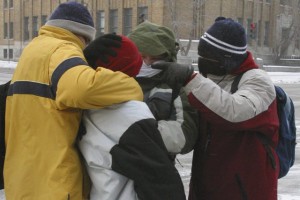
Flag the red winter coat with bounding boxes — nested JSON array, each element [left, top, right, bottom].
[[185, 52, 279, 200]]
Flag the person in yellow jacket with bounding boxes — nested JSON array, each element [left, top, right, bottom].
[[4, 2, 143, 200]]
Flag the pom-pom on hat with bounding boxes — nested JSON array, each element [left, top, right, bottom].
[[96, 35, 143, 77], [198, 17, 248, 72], [46, 1, 96, 42]]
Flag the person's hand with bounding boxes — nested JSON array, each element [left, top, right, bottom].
[[83, 33, 122, 68], [151, 61, 194, 89]]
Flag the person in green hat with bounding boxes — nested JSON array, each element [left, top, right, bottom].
[[128, 21, 199, 161]]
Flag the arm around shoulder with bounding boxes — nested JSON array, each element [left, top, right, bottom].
[[56, 65, 143, 109]]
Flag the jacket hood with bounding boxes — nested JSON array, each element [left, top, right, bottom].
[[39, 25, 85, 49], [127, 21, 177, 62]]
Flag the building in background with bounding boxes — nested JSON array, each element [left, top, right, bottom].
[[0, 0, 299, 65]]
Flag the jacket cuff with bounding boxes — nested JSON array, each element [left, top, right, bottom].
[[184, 72, 197, 86]]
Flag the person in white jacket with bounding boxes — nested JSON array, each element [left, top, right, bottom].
[[78, 35, 186, 200]]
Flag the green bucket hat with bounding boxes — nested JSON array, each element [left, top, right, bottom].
[[127, 21, 177, 62]]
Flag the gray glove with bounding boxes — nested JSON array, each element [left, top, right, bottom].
[[151, 61, 194, 89]]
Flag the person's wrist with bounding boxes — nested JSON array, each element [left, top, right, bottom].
[[184, 72, 197, 86]]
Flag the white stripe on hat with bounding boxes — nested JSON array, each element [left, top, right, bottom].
[[201, 32, 247, 55]]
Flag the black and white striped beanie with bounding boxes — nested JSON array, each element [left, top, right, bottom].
[[46, 1, 96, 42], [198, 17, 247, 72]]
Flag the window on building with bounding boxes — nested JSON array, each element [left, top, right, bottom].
[[41, 15, 47, 25], [32, 16, 39, 38], [3, 49, 7, 59], [257, 20, 261, 45], [109, 9, 118, 33], [4, 23, 8, 39], [237, 18, 243, 25], [24, 17, 29, 41], [266, 0, 271, 3], [138, 6, 148, 24], [9, 49, 13, 59], [3, 49, 13, 59], [264, 21, 270, 46], [123, 8, 132, 35], [295, 37, 299, 51], [2, 0, 12, 8], [9, 22, 13, 39], [9, 0, 13, 8], [280, 0, 286, 5], [246, 19, 257, 41], [3, 22, 13, 39], [96, 10, 105, 36], [247, 18, 252, 40]]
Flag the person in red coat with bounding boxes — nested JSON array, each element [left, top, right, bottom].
[[152, 17, 279, 200]]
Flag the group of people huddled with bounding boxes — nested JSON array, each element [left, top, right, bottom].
[[2, 2, 280, 200]]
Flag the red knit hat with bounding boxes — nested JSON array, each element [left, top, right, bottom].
[[95, 35, 143, 77]]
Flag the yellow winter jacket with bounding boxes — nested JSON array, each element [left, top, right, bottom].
[[4, 26, 143, 200]]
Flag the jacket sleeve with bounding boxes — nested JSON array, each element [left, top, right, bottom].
[[183, 70, 277, 132], [49, 44, 143, 109], [0, 81, 10, 189], [110, 118, 186, 200], [157, 89, 199, 154]]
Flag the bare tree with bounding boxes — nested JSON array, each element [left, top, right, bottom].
[[274, 4, 300, 62], [166, 0, 205, 56]]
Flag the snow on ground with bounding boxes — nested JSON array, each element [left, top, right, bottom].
[[1, 60, 300, 83], [0, 61, 17, 68], [268, 72, 300, 84], [0, 61, 300, 199]]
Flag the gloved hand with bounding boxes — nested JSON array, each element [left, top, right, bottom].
[[151, 61, 194, 89], [83, 33, 122, 68]]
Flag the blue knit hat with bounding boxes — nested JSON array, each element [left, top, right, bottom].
[[46, 2, 96, 42], [198, 17, 247, 72]]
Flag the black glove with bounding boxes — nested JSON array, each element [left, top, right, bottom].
[[151, 61, 194, 89], [83, 33, 122, 68]]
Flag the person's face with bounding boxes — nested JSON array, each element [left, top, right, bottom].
[[142, 53, 168, 65], [198, 55, 226, 76]]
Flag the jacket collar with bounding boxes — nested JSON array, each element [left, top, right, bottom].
[[230, 51, 259, 75], [39, 25, 85, 49]]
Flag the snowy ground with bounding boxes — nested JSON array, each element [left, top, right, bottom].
[[0, 61, 300, 199]]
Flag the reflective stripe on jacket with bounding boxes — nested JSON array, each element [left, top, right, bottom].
[[4, 25, 142, 200]]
